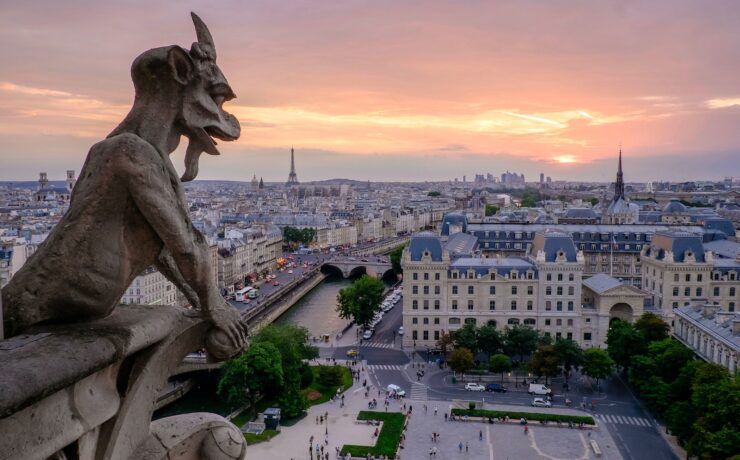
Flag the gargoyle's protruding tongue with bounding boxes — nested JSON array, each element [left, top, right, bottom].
[[181, 127, 219, 182]]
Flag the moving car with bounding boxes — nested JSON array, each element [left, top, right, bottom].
[[486, 383, 508, 393], [386, 384, 405, 397], [531, 398, 552, 408], [398, 326, 404, 335], [346, 348, 359, 357], [362, 330, 373, 340], [465, 383, 486, 392]]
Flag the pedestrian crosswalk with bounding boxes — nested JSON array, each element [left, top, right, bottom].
[[362, 341, 396, 349], [409, 383, 428, 401], [596, 414, 652, 427], [368, 364, 404, 371]]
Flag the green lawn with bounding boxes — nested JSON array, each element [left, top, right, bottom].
[[340, 411, 406, 458], [301, 365, 353, 406], [450, 408, 595, 425], [244, 428, 279, 445]]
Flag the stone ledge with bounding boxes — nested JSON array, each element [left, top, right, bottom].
[[0, 305, 190, 417]]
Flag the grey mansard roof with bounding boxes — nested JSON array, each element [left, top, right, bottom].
[[530, 231, 578, 262], [408, 232, 443, 261], [703, 239, 740, 260], [564, 208, 598, 219], [441, 212, 468, 236], [647, 231, 706, 263], [675, 306, 739, 351]]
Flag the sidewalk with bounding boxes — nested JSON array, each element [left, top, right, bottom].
[[246, 364, 404, 459]]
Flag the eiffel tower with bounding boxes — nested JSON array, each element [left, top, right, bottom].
[[286, 146, 299, 186]]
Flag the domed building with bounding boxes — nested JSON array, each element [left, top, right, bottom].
[[602, 149, 639, 224], [440, 212, 467, 236], [661, 199, 690, 224]]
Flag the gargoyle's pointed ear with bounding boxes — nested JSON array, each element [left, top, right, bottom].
[[167, 46, 194, 86], [191, 12, 215, 50]]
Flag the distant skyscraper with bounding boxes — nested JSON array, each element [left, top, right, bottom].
[[286, 147, 299, 186], [540, 172, 544, 185]]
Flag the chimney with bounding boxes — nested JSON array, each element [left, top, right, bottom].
[[701, 304, 718, 318]]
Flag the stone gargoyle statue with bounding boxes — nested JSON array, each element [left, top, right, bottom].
[[1, 12, 247, 356]]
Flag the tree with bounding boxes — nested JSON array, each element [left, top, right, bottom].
[[489, 354, 512, 384], [648, 339, 695, 383], [634, 312, 670, 343], [484, 204, 499, 216], [553, 338, 583, 381], [581, 348, 614, 389], [218, 342, 284, 417], [528, 345, 561, 384], [436, 331, 454, 358], [589, 197, 599, 206], [453, 323, 479, 353], [477, 324, 503, 358], [427, 191, 441, 197], [503, 325, 539, 363], [336, 275, 385, 329], [389, 244, 406, 274], [448, 347, 475, 375], [606, 320, 646, 370]]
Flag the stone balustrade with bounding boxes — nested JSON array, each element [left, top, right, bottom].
[[0, 305, 246, 460]]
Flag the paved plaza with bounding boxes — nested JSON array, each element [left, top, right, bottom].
[[245, 366, 623, 460]]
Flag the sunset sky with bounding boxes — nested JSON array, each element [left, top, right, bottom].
[[1, 0, 739, 182]]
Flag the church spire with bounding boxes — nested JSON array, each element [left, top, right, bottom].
[[614, 145, 625, 201]]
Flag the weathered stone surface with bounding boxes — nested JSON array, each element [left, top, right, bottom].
[[0, 13, 249, 459], [0, 12, 247, 356]]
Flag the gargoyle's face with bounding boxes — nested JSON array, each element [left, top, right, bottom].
[[178, 13, 241, 181]]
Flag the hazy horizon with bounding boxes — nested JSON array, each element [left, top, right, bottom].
[[2, 0, 739, 182]]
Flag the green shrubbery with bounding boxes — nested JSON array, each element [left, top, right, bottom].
[[317, 366, 344, 387], [340, 411, 405, 457], [450, 408, 595, 425]]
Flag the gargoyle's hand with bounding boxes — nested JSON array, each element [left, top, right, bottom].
[[206, 305, 248, 350]]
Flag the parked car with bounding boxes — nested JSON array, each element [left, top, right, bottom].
[[528, 384, 552, 395], [386, 384, 405, 397], [465, 383, 486, 392], [486, 383, 508, 393], [362, 330, 373, 340], [398, 326, 404, 335], [531, 398, 552, 408]]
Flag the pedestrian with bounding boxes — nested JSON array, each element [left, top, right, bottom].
[[458, 441, 463, 452], [479, 429, 483, 441], [434, 406, 438, 415], [465, 442, 468, 452], [444, 413, 448, 422], [316, 415, 319, 424]]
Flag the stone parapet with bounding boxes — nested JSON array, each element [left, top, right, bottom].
[[0, 305, 246, 460]]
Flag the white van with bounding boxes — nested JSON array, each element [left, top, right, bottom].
[[528, 383, 552, 395]]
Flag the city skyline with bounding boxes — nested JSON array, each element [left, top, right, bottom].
[[2, 0, 740, 182]]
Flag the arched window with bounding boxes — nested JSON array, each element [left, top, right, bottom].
[[449, 317, 461, 325], [487, 320, 497, 328], [507, 318, 520, 325], [464, 318, 477, 326], [523, 318, 536, 326]]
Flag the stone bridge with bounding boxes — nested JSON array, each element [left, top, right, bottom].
[[321, 258, 394, 279]]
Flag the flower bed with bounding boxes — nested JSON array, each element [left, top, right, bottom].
[[340, 411, 406, 458], [450, 408, 595, 425]]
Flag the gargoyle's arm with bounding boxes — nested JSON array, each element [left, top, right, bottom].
[[155, 247, 201, 310], [115, 135, 237, 332]]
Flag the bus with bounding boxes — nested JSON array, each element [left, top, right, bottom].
[[235, 287, 254, 302]]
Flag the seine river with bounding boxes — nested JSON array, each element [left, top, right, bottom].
[[275, 276, 352, 338]]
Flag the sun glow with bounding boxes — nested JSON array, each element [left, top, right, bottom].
[[554, 155, 579, 164]]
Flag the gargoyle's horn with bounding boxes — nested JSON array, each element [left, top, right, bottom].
[[191, 12, 215, 51]]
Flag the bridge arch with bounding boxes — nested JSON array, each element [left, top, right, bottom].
[[348, 266, 368, 279], [320, 264, 345, 278]]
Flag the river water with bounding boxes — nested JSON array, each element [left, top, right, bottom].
[[275, 276, 351, 338]]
